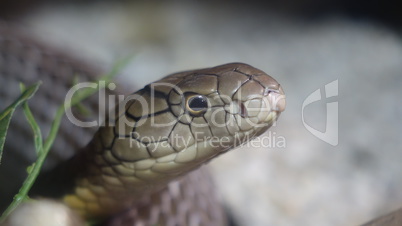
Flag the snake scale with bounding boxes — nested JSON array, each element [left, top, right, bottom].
[[0, 23, 285, 225]]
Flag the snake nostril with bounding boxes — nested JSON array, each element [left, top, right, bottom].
[[239, 102, 248, 118]]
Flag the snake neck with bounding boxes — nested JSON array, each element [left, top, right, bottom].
[[38, 132, 187, 219]]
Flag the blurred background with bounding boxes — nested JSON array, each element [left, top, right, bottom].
[[1, 1, 401, 225]]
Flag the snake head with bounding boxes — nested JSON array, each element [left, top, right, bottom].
[[67, 63, 285, 218], [107, 62, 286, 175], [162, 62, 286, 153]]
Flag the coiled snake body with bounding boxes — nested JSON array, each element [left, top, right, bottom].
[[0, 25, 285, 225]]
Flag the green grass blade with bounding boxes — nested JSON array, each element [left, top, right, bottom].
[[0, 55, 132, 223], [20, 83, 43, 156], [0, 102, 45, 222], [0, 82, 41, 163], [22, 102, 43, 155]]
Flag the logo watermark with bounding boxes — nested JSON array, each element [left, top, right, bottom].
[[127, 130, 286, 152], [302, 80, 338, 146], [63, 78, 339, 149]]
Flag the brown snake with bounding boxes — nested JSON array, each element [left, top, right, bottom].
[[0, 24, 285, 225]]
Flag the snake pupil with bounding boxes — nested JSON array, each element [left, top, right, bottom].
[[187, 95, 208, 115]]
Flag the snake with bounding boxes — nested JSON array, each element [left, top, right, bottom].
[[0, 23, 285, 225]]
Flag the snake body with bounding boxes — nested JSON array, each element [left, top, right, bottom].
[[0, 24, 285, 225]]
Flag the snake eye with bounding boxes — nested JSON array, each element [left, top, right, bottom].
[[186, 94, 208, 116]]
